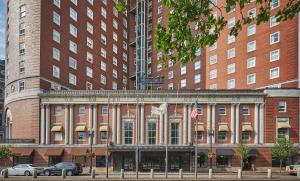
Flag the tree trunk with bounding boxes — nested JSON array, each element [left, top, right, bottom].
[[280, 159, 282, 173]]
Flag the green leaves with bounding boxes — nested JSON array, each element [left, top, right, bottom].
[[0, 145, 12, 160], [154, 0, 300, 66], [272, 138, 295, 163]]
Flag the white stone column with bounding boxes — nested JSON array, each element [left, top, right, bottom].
[[187, 104, 192, 144], [140, 104, 145, 145], [69, 104, 74, 145], [164, 104, 168, 144], [136, 104, 140, 145], [230, 103, 235, 144], [259, 104, 264, 144], [207, 104, 211, 144], [117, 104, 121, 145], [64, 105, 69, 145], [211, 104, 216, 144], [45, 105, 50, 145], [235, 104, 240, 144], [254, 104, 259, 144], [183, 104, 188, 145], [93, 104, 98, 145], [88, 105, 93, 145], [40, 105, 45, 144], [159, 112, 164, 144], [112, 104, 117, 143]]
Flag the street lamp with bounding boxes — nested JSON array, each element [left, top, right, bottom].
[[208, 129, 215, 169], [88, 129, 95, 174]]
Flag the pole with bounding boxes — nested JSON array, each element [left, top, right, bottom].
[[209, 130, 213, 169], [89, 130, 94, 174], [165, 95, 169, 179], [195, 120, 198, 178], [136, 98, 139, 179], [106, 96, 110, 179]]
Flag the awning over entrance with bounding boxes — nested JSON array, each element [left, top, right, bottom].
[[196, 149, 208, 155], [45, 148, 64, 156], [277, 122, 291, 129], [109, 145, 194, 152], [195, 125, 205, 132], [216, 149, 234, 156], [75, 125, 86, 132], [51, 125, 62, 132], [70, 148, 88, 156], [218, 125, 229, 132], [242, 125, 253, 132], [99, 125, 108, 132], [248, 149, 258, 157], [11, 148, 34, 156]]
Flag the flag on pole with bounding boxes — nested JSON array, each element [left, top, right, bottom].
[[151, 102, 167, 115], [191, 101, 199, 120]]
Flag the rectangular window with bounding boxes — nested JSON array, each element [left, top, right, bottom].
[[147, 122, 156, 144], [270, 49, 280, 62], [87, 22, 93, 34], [20, 5, 26, 18], [86, 52, 93, 63], [113, 19, 118, 30], [53, 0, 61, 8], [242, 105, 249, 115], [19, 80, 25, 92], [70, 0, 77, 5], [195, 61, 201, 70], [168, 71, 174, 79], [87, 37, 93, 49], [19, 23, 25, 35], [87, 7, 93, 20], [277, 128, 288, 139], [19, 62, 25, 74], [100, 131, 108, 140], [79, 105, 86, 115], [181, 79, 187, 88], [100, 75, 106, 85], [124, 122, 133, 144], [55, 132, 63, 141], [218, 105, 226, 115], [248, 8, 256, 19], [112, 69, 117, 78], [218, 131, 226, 140], [86, 67, 93, 78], [171, 122, 179, 144], [112, 82, 117, 90], [227, 34, 235, 44], [196, 131, 203, 140], [53, 30, 60, 43], [113, 44, 118, 54], [70, 8, 77, 21], [69, 73, 76, 85], [168, 83, 173, 90], [270, 16, 280, 27], [101, 7, 107, 18], [52, 48, 60, 61], [69, 57, 77, 69], [227, 48, 235, 59], [53, 12, 60, 26], [181, 66, 186, 75], [69, 41, 77, 53], [278, 101, 286, 112], [270, 32, 280, 44], [242, 131, 250, 141], [19, 43, 25, 55], [247, 57, 256, 68], [227, 79, 235, 89], [210, 69, 217, 79], [77, 132, 86, 141], [101, 48, 106, 58], [247, 24, 256, 36], [55, 106, 62, 115], [123, 64, 127, 73], [227, 17, 235, 29], [101, 21, 106, 31], [101, 61, 106, 71], [102, 106, 108, 114], [270, 67, 279, 79], [210, 55, 217, 65], [194, 74, 201, 84], [52, 65, 60, 78], [227, 63, 235, 74], [271, 0, 280, 9], [101, 34, 107, 45], [247, 40, 256, 52], [247, 73, 256, 84], [210, 84, 217, 90], [69, 24, 77, 37]]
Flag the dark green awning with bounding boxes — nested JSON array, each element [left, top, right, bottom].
[[216, 149, 234, 156]]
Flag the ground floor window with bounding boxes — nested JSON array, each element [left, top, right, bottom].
[[277, 128, 289, 139], [196, 131, 203, 140], [48, 156, 62, 166], [13, 156, 33, 165], [216, 155, 232, 167], [100, 131, 108, 140], [217, 131, 226, 141], [197, 153, 208, 168], [96, 156, 106, 167], [242, 131, 250, 141]]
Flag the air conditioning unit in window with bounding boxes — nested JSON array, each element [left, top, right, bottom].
[[51, 83, 61, 91]]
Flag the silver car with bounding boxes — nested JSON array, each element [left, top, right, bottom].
[[1, 164, 44, 176]]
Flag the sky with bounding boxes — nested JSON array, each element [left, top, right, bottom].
[[0, 0, 5, 60]]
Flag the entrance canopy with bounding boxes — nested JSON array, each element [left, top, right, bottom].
[[248, 149, 258, 157], [216, 149, 234, 156]]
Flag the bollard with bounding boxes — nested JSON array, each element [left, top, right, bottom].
[[150, 169, 154, 179], [267, 169, 272, 179], [179, 169, 183, 179], [237, 168, 242, 179], [61, 169, 66, 179], [209, 168, 213, 179], [297, 167, 300, 179], [120, 169, 124, 179], [33, 169, 37, 179], [3, 169, 8, 178], [91, 168, 95, 179]]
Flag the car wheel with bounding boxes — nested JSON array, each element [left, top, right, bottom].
[[24, 171, 31, 176], [66, 170, 73, 176], [44, 170, 50, 176]]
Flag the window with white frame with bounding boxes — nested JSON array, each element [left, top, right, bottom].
[[52, 66, 60, 78], [242, 131, 250, 141], [195, 49, 201, 56], [227, 48, 235, 59], [247, 24, 256, 36], [69, 57, 77, 69], [100, 75, 106, 85], [55, 132, 63, 141], [195, 60, 201, 70], [86, 52, 93, 63], [86, 82, 93, 90], [112, 82, 117, 90], [270, 49, 280, 62], [87, 7, 93, 20], [227, 17, 235, 29], [113, 32, 118, 42], [101, 21, 106, 31], [168, 71, 174, 79], [69, 24, 77, 37], [101, 7, 107, 18], [70, 8, 77, 21], [218, 105, 226, 115], [123, 17, 127, 28], [210, 55, 217, 65], [87, 22, 93, 34], [55, 105, 62, 115], [79, 105, 86, 115], [112, 69, 117, 78], [19, 61, 25, 74], [69, 41, 77, 53], [247, 57, 256, 68], [113, 44, 118, 54], [86, 67, 93, 78], [227, 79, 235, 89], [53, 30, 60, 43], [194, 74, 201, 84], [123, 64, 128, 73], [20, 5, 26, 18], [209, 42, 217, 51], [53, 0, 61, 8], [168, 83, 174, 90], [87, 0, 93, 5], [247, 40, 256, 52], [181, 79, 187, 88], [101, 34, 106, 45], [147, 122, 156, 144], [228, 34, 235, 44], [171, 122, 180, 144], [210, 84, 217, 90], [77, 132, 86, 141], [247, 73, 256, 84], [218, 131, 226, 140], [270, 32, 280, 44], [227, 63, 235, 74], [242, 105, 249, 115], [271, 0, 280, 9], [113, 7, 118, 17], [19, 43, 25, 55], [102, 0, 107, 5], [19, 23, 25, 35], [278, 101, 286, 112], [123, 53, 127, 62], [248, 8, 256, 19], [102, 106, 108, 114], [19, 80, 25, 92], [158, 5, 163, 14], [113, 19, 118, 29], [270, 16, 280, 27], [210, 69, 217, 79], [70, 0, 77, 5], [270, 67, 279, 79], [123, 30, 127, 39], [69, 73, 76, 85], [123, 76, 127, 85], [157, 64, 162, 72], [124, 122, 133, 144], [53, 12, 60, 26], [87, 37, 93, 49], [101, 48, 106, 58], [113, 57, 118, 66], [101, 61, 106, 71], [168, 60, 173, 67], [181, 66, 186, 75], [52, 48, 60, 61]]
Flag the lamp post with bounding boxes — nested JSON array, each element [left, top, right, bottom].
[[88, 129, 95, 174], [208, 129, 214, 169]]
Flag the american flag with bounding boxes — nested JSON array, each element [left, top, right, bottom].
[[190, 101, 199, 120]]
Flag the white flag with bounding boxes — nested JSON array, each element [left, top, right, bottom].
[[151, 102, 167, 115]]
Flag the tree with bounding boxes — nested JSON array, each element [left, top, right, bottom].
[[0, 145, 12, 160], [236, 144, 249, 169], [272, 138, 295, 173]]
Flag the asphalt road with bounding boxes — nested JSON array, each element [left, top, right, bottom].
[[1, 173, 299, 181]]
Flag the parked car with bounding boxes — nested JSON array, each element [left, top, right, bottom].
[[43, 162, 82, 176], [0, 164, 44, 176], [286, 161, 300, 175]]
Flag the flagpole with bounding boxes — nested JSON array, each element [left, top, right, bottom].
[[135, 95, 139, 179], [195, 116, 198, 179], [106, 94, 110, 179], [165, 93, 169, 179]]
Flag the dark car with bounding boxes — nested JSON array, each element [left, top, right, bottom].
[[43, 162, 82, 176]]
